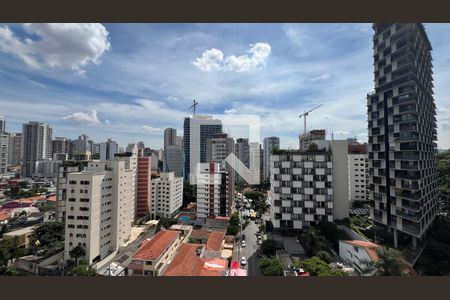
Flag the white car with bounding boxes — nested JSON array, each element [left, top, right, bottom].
[[257, 239, 262, 245], [241, 257, 247, 266], [241, 240, 247, 247]]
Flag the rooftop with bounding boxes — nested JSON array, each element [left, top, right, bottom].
[[341, 240, 381, 261], [163, 243, 227, 276], [132, 230, 180, 261]]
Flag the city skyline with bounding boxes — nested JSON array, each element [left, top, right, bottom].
[[1, 23, 450, 150]]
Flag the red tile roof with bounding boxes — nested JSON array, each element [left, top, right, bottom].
[[163, 243, 227, 276], [206, 231, 225, 251], [342, 240, 381, 261], [190, 229, 211, 239], [46, 194, 57, 202], [133, 230, 180, 261]]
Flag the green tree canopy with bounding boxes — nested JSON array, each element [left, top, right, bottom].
[[258, 257, 283, 276], [375, 248, 409, 276], [295, 256, 347, 276], [261, 239, 277, 257], [72, 264, 96, 276], [28, 222, 65, 255]]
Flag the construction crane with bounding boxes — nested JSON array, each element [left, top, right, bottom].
[[189, 99, 199, 115], [298, 104, 323, 134]]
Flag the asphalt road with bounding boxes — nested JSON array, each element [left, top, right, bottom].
[[233, 217, 262, 276]]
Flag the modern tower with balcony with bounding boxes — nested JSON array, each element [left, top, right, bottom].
[[367, 23, 438, 248]]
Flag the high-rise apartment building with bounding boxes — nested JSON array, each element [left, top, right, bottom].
[[100, 138, 118, 161], [348, 143, 369, 205], [0, 131, 8, 174], [164, 128, 177, 151], [367, 23, 438, 248], [196, 162, 230, 219], [151, 172, 183, 219], [234, 138, 249, 184], [183, 115, 222, 182], [299, 129, 328, 151], [164, 145, 183, 177], [0, 116, 5, 132], [263, 136, 280, 181], [206, 133, 235, 216], [21, 121, 53, 178], [56, 161, 88, 222], [114, 145, 138, 219], [269, 141, 349, 232], [136, 156, 152, 218], [64, 160, 134, 264], [7, 133, 22, 167], [71, 134, 92, 161], [52, 137, 68, 157]]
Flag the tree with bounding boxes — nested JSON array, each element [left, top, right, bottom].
[[307, 143, 319, 151], [72, 264, 96, 276], [158, 217, 177, 229], [0, 266, 17, 275], [182, 181, 196, 207], [261, 239, 277, 256], [244, 191, 264, 201], [69, 245, 86, 266], [299, 227, 329, 257], [0, 237, 25, 268], [295, 256, 347, 276], [28, 222, 65, 255], [258, 257, 283, 276], [226, 212, 241, 236], [374, 248, 409, 276]]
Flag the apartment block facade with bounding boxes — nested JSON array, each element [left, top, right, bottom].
[[269, 141, 349, 231], [348, 144, 369, 205], [136, 156, 152, 218], [367, 23, 438, 247], [151, 172, 183, 219], [196, 162, 230, 219], [183, 115, 222, 182], [21, 121, 53, 178], [64, 160, 134, 264], [263, 136, 280, 181]]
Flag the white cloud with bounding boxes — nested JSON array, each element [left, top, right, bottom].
[[224, 108, 237, 114], [310, 74, 331, 82], [167, 95, 179, 101], [334, 130, 350, 135], [62, 109, 101, 125], [0, 23, 110, 74], [142, 125, 161, 132], [193, 42, 271, 73]]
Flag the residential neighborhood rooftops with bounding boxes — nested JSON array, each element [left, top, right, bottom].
[[341, 240, 381, 261], [206, 231, 225, 251], [163, 243, 227, 276], [132, 230, 180, 261]]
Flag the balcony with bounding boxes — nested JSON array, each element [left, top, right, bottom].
[[395, 188, 421, 200], [394, 151, 419, 160]]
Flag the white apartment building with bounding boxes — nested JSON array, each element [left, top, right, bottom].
[[21, 121, 53, 178], [151, 172, 183, 219], [0, 131, 8, 174], [269, 140, 349, 231], [8, 133, 22, 167], [114, 145, 138, 219], [33, 158, 60, 181], [348, 154, 369, 204], [196, 162, 230, 219], [64, 160, 134, 265]]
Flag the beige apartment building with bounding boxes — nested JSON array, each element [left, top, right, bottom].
[[64, 159, 134, 265]]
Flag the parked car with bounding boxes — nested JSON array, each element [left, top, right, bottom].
[[241, 256, 247, 266], [241, 240, 247, 247], [257, 239, 262, 245]]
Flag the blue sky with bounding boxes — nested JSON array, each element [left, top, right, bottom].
[[0, 23, 449, 149]]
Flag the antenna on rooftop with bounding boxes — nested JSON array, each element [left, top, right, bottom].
[[189, 99, 199, 115]]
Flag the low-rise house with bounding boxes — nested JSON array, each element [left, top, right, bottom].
[[3, 225, 36, 246], [14, 251, 64, 275], [128, 230, 182, 276], [163, 243, 227, 276], [339, 240, 381, 275]]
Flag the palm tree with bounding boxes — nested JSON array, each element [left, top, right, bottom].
[[374, 248, 408, 276], [301, 228, 328, 257], [69, 245, 86, 266]]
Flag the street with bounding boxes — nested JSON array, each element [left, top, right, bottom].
[[232, 217, 263, 276]]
